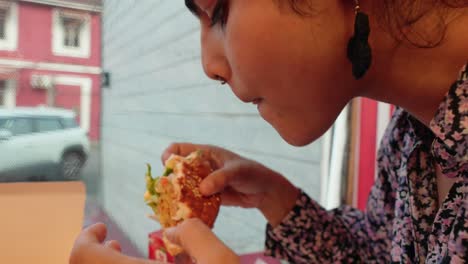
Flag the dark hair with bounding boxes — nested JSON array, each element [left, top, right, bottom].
[[185, 0, 468, 47], [288, 0, 468, 47], [376, 0, 468, 47]]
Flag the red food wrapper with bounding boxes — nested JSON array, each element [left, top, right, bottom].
[[148, 230, 175, 263]]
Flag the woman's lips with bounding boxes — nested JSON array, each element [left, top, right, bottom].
[[252, 98, 263, 105]]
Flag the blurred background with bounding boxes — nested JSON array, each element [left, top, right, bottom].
[[0, 0, 393, 263]]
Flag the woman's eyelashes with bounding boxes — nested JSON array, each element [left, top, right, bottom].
[[209, 0, 229, 27]]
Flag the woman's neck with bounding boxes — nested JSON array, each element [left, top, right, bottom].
[[360, 8, 468, 127]]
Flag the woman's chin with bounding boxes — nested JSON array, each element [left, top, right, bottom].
[[270, 123, 317, 147], [280, 132, 315, 147], [274, 120, 327, 147], [257, 104, 322, 147]]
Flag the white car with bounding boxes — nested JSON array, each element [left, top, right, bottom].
[[0, 107, 90, 181]]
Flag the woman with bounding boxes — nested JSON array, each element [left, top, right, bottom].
[[70, 0, 467, 263]]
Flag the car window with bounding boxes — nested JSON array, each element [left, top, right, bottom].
[[37, 118, 63, 132], [0, 118, 10, 129], [61, 117, 79, 129], [11, 118, 34, 136]]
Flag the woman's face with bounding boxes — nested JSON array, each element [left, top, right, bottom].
[[190, 0, 359, 146]]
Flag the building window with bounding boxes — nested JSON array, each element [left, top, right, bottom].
[[0, 9, 7, 39], [62, 16, 83, 47], [0, 2, 18, 51], [0, 79, 16, 108], [0, 80, 5, 106], [52, 9, 91, 58]]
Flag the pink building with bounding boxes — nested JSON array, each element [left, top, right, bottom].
[[0, 0, 102, 141]]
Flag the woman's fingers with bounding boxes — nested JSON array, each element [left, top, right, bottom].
[[161, 143, 230, 168], [174, 253, 195, 264], [199, 169, 231, 196], [200, 160, 251, 196], [70, 223, 123, 264], [200, 160, 269, 196], [71, 224, 157, 264], [161, 142, 197, 163], [164, 219, 239, 264], [77, 223, 108, 244], [105, 240, 122, 252]]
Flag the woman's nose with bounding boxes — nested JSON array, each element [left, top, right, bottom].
[[200, 28, 230, 82]]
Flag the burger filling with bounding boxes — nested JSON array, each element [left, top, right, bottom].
[[144, 157, 192, 227]]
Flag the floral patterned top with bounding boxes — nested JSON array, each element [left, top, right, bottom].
[[265, 64, 467, 263]]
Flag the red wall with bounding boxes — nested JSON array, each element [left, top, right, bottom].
[[16, 69, 47, 106], [15, 69, 101, 140], [0, 2, 101, 66], [0, 2, 102, 141], [357, 98, 378, 210], [55, 84, 82, 125]]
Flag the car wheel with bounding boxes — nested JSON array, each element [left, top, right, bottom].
[[60, 152, 85, 180]]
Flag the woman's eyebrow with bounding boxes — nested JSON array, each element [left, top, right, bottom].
[[185, 0, 201, 17]]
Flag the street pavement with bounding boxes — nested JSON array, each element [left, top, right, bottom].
[[81, 143, 101, 200]]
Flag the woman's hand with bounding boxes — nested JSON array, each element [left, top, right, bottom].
[[164, 218, 240, 264], [162, 142, 300, 227], [70, 222, 239, 264], [69, 223, 155, 264]]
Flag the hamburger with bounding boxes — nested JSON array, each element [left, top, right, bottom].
[[144, 150, 221, 255]]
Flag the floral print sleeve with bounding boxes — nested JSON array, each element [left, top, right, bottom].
[[265, 64, 468, 264], [264, 187, 393, 263], [264, 135, 400, 264]]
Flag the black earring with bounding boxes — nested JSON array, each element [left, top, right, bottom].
[[347, 1, 372, 80]]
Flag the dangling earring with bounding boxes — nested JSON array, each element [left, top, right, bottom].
[[347, 0, 372, 80]]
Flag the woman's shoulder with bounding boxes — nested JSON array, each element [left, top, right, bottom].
[[378, 107, 420, 154], [428, 63, 468, 177], [378, 63, 467, 177]]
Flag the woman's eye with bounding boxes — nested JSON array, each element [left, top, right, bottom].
[[209, 0, 228, 27]]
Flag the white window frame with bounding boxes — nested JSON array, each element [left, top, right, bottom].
[[0, 2, 18, 51], [320, 105, 350, 209], [52, 9, 91, 58], [53, 75, 92, 133]]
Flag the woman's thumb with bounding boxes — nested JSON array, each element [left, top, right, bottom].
[[199, 161, 247, 196], [163, 226, 180, 245], [163, 219, 239, 263]]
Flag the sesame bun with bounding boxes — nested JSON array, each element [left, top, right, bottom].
[[145, 150, 221, 256]]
